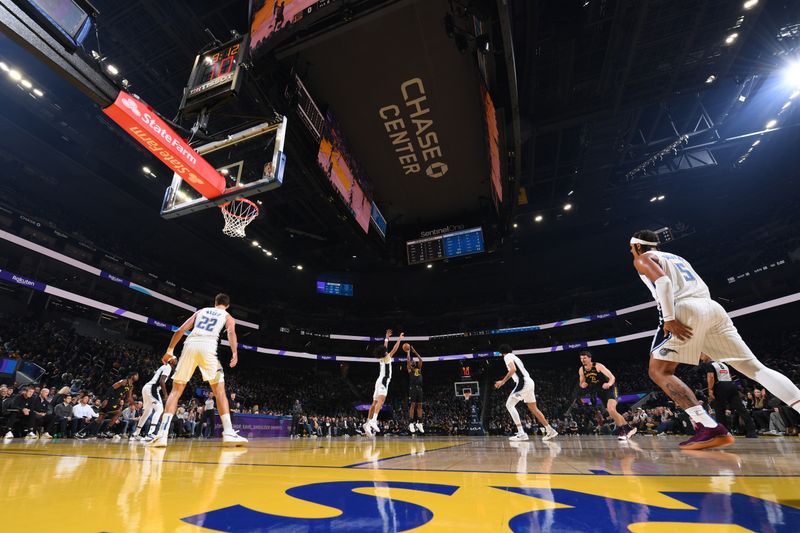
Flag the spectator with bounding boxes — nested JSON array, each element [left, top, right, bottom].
[[72, 395, 98, 437], [4, 386, 37, 439], [120, 402, 139, 436], [53, 395, 74, 437], [32, 387, 55, 439]]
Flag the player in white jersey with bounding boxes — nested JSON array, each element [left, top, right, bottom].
[[630, 229, 800, 450], [132, 357, 176, 442], [363, 329, 403, 437], [494, 344, 557, 441], [148, 293, 247, 447]]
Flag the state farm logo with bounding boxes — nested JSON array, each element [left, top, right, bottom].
[[121, 97, 141, 117]]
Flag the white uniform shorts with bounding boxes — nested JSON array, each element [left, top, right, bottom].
[[651, 298, 756, 366], [373, 380, 390, 400], [509, 378, 536, 404], [173, 339, 225, 384], [142, 383, 161, 408]]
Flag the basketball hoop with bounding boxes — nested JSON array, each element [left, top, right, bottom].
[[220, 198, 259, 238]]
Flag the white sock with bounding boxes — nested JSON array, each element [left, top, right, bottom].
[[685, 405, 718, 428], [157, 413, 173, 437], [370, 415, 378, 424], [220, 413, 233, 433], [545, 425, 554, 432]]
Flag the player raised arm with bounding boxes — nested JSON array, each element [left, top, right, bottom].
[[164, 311, 198, 359], [411, 346, 423, 369], [406, 344, 413, 372], [632, 253, 693, 341], [387, 332, 404, 357], [495, 361, 516, 389], [226, 314, 238, 368], [596, 363, 616, 389], [578, 367, 588, 389]]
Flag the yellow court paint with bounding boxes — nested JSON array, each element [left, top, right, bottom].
[[2, 436, 799, 532]]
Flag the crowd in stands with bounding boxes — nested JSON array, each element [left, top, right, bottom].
[[1, 315, 799, 441]]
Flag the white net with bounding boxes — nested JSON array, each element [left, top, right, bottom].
[[220, 198, 260, 238]]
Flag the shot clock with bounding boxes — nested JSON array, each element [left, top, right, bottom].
[[180, 34, 250, 113]]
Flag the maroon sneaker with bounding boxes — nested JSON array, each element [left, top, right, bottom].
[[679, 423, 735, 450]]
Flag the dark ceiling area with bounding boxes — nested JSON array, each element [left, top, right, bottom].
[[1, 0, 800, 322]]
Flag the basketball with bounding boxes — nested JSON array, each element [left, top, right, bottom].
[[403, 342, 411, 352]]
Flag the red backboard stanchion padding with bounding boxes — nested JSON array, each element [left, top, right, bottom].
[[102, 91, 226, 199]]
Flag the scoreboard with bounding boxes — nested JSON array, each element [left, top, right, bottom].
[[407, 227, 484, 265], [316, 281, 354, 297]]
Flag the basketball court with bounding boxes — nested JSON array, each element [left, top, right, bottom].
[[2, 436, 799, 531], [2, 0, 800, 532]]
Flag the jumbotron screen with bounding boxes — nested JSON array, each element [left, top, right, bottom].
[[317, 119, 371, 234], [406, 227, 485, 265], [316, 281, 354, 297], [251, 0, 333, 51]]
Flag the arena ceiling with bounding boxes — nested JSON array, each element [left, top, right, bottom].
[[1, 0, 799, 296]]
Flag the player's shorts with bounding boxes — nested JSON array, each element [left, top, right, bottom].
[[373, 379, 390, 400], [591, 385, 618, 404], [100, 397, 123, 415], [509, 378, 536, 404], [142, 384, 161, 407], [651, 298, 756, 366], [173, 339, 224, 384], [409, 384, 423, 403]]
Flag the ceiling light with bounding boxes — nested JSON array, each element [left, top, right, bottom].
[[784, 62, 800, 89], [20, 79, 32, 89], [650, 197, 657, 203], [705, 75, 716, 84], [0, 62, 8, 72], [106, 64, 119, 76], [32, 88, 43, 97], [513, 223, 518, 228], [352, 255, 357, 259], [204, 56, 213, 65], [658, 195, 665, 201], [724, 33, 738, 45], [141, 166, 151, 174], [765, 119, 778, 129], [738, 95, 747, 102], [256, 200, 263, 205], [782, 101, 792, 110], [8, 69, 22, 81], [266, 251, 273, 256], [743, 0, 758, 9], [221, 168, 229, 175], [251, 241, 259, 247], [426, 264, 433, 269], [534, 215, 543, 222], [563, 203, 572, 211], [752, 139, 761, 146], [790, 90, 800, 100], [296, 265, 303, 270], [568, 190, 574, 196]]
